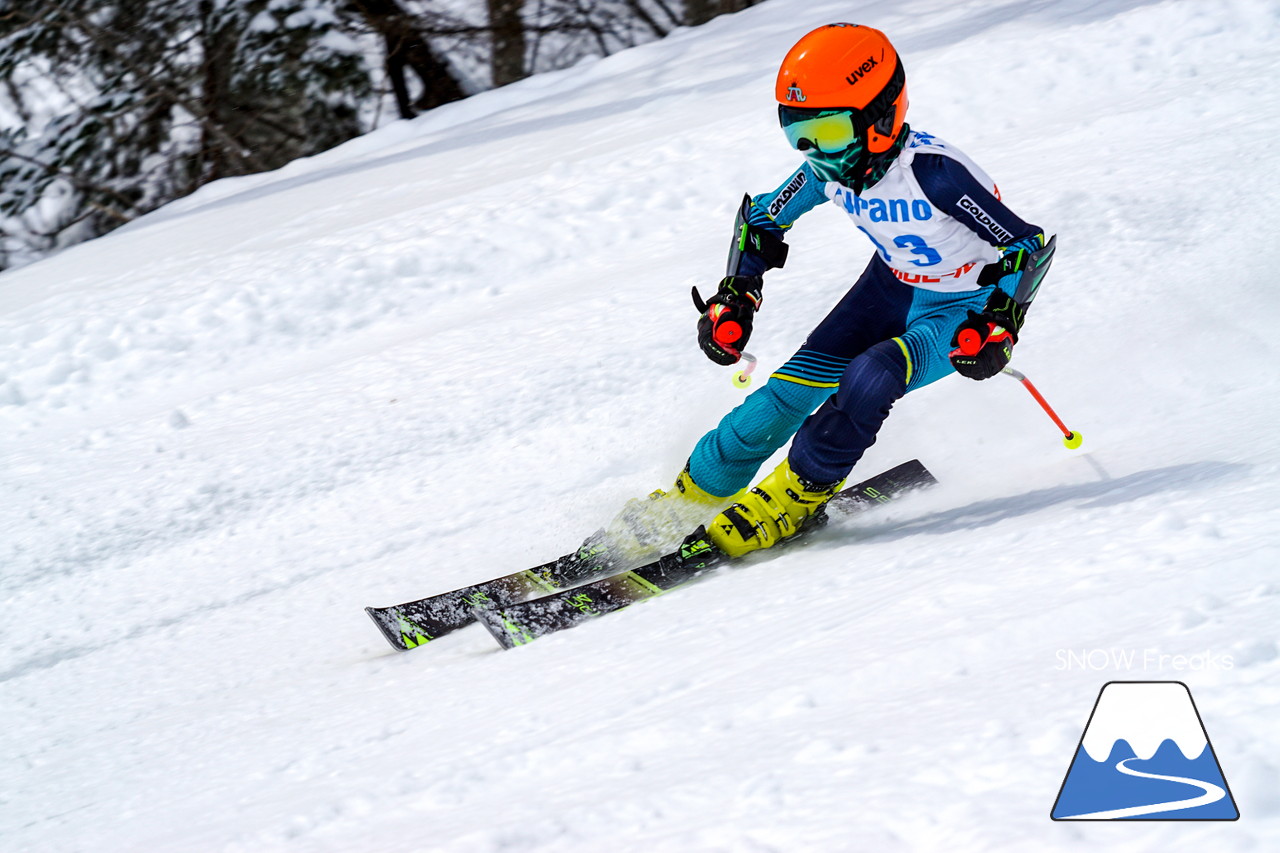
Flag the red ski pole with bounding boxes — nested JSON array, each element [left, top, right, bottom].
[[1001, 367, 1083, 449]]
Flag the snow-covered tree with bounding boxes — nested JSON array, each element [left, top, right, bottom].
[[0, 0, 374, 267], [0, 0, 760, 270]]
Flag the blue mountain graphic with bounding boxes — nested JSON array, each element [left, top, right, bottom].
[[1053, 738, 1238, 820]]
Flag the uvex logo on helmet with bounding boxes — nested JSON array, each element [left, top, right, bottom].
[[845, 55, 879, 86]]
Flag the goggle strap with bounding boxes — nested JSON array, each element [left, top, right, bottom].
[[859, 56, 905, 131]]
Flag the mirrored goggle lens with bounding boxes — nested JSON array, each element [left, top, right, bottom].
[[779, 108, 859, 154]]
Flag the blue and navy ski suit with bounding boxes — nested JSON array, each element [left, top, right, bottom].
[[689, 129, 1045, 496]]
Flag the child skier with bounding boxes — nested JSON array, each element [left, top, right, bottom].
[[598, 23, 1055, 562]]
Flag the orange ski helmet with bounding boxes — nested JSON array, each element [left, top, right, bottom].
[[775, 24, 908, 156]]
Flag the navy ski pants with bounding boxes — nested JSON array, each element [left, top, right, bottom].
[[688, 256, 996, 495]]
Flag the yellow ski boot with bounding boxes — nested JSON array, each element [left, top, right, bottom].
[[594, 466, 745, 565], [708, 458, 844, 558]]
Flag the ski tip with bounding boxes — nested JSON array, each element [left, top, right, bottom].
[[365, 606, 445, 652], [365, 606, 412, 652]]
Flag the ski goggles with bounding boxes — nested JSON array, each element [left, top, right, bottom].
[[778, 106, 862, 154]]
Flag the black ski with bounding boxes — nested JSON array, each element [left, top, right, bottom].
[[366, 459, 935, 651], [473, 459, 937, 650], [365, 542, 618, 650]]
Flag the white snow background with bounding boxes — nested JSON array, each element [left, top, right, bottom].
[[3, 0, 1279, 850]]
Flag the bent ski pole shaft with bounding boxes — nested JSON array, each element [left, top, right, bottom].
[[1001, 367, 1083, 449], [732, 352, 758, 389]]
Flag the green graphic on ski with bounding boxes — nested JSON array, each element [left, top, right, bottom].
[[473, 459, 937, 650], [364, 544, 617, 651], [367, 459, 934, 651]]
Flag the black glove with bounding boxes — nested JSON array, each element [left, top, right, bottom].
[[949, 289, 1025, 380], [692, 276, 763, 366]]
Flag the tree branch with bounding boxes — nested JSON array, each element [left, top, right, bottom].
[[0, 146, 140, 221]]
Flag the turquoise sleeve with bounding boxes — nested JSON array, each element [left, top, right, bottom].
[[749, 162, 829, 230]]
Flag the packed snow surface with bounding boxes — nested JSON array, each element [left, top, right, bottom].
[[3, 0, 1278, 849]]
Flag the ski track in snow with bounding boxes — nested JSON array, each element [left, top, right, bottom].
[[3, 0, 1280, 850]]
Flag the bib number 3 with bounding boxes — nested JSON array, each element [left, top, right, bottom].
[[894, 234, 942, 267], [858, 228, 943, 268]]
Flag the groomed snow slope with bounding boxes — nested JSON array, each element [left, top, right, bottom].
[[3, 0, 1279, 849]]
